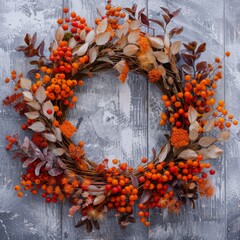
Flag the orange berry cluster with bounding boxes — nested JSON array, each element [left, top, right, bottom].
[[5, 135, 17, 151], [57, 7, 92, 36], [4, 71, 23, 91], [160, 56, 238, 130]]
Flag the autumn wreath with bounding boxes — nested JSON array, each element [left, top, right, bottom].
[[3, 0, 237, 232]]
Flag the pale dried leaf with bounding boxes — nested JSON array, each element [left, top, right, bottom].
[[35, 86, 46, 103], [129, 20, 140, 30], [189, 129, 198, 141], [80, 29, 86, 41], [23, 91, 33, 101], [27, 101, 41, 110], [203, 118, 215, 132], [114, 59, 126, 73], [95, 32, 111, 45], [120, 35, 127, 49], [20, 78, 32, 90], [128, 29, 140, 44], [153, 51, 169, 63], [197, 148, 209, 160], [178, 149, 198, 160], [130, 174, 139, 188], [189, 121, 200, 132], [123, 44, 139, 56], [42, 100, 54, 119], [140, 190, 152, 204], [96, 18, 108, 34], [93, 195, 105, 205], [43, 133, 57, 142], [207, 145, 224, 158], [25, 111, 39, 120], [189, 182, 196, 190], [28, 121, 46, 132], [77, 43, 89, 56], [68, 37, 77, 48], [198, 137, 216, 147], [85, 30, 95, 44], [55, 27, 64, 42], [54, 127, 62, 142], [52, 148, 66, 156], [170, 40, 182, 55], [118, 22, 129, 38], [164, 33, 170, 48], [188, 106, 198, 124], [88, 47, 98, 64], [218, 130, 230, 142], [148, 37, 164, 49], [158, 143, 170, 162]]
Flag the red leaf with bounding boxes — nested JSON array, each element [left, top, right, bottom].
[[163, 14, 170, 24], [161, 7, 170, 15], [31, 32, 37, 46], [140, 13, 149, 27]]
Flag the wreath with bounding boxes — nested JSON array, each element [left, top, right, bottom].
[[3, 0, 238, 232]]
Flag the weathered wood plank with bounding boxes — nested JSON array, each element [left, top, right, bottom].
[[0, 1, 63, 239], [61, 0, 148, 239], [225, 1, 240, 239], [148, 0, 226, 239]]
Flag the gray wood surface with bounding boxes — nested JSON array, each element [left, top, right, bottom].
[[0, 0, 239, 239]]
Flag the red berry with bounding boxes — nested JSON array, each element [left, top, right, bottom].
[[105, 184, 112, 191], [209, 169, 215, 175], [112, 187, 118, 194], [139, 176, 145, 182], [202, 172, 208, 178], [47, 109, 53, 114], [42, 193, 47, 198], [21, 124, 27, 130], [46, 197, 52, 203]]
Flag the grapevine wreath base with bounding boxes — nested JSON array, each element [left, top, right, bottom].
[[3, 0, 238, 232]]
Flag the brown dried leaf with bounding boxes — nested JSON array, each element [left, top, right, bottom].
[[93, 195, 105, 205], [178, 149, 198, 160], [128, 29, 140, 44], [188, 105, 198, 123], [96, 18, 108, 34], [148, 37, 164, 49], [123, 44, 139, 56], [198, 137, 216, 147], [170, 41, 182, 55], [153, 51, 169, 63], [95, 32, 110, 45]]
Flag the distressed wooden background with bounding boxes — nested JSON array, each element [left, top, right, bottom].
[[0, 0, 240, 239]]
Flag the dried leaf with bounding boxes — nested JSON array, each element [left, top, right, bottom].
[[35, 161, 46, 176], [96, 18, 108, 34], [27, 101, 41, 111], [196, 43, 206, 54], [128, 29, 140, 44], [85, 30, 95, 44], [28, 121, 46, 132], [164, 33, 170, 48], [198, 137, 216, 147], [153, 51, 169, 63], [35, 86, 46, 103], [170, 41, 182, 55], [123, 44, 139, 56], [54, 127, 62, 142], [43, 133, 57, 142], [95, 32, 111, 45], [196, 61, 208, 72], [203, 118, 215, 132], [158, 142, 170, 162], [88, 46, 98, 64], [130, 174, 139, 188], [77, 43, 89, 56], [23, 157, 37, 168], [80, 29, 86, 41], [140, 13, 149, 26], [48, 168, 63, 176], [218, 130, 230, 142], [55, 27, 64, 42], [25, 111, 39, 120], [118, 22, 129, 38], [129, 20, 140, 30], [42, 100, 54, 119], [68, 37, 77, 48], [23, 91, 33, 101], [189, 129, 198, 141], [149, 19, 164, 29], [93, 195, 105, 205], [178, 149, 198, 160], [52, 148, 66, 156], [148, 37, 164, 49], [20, 78, 32, 90], [188, 105, 198, 124], [207, 145, 224, 158], [140, 190, 152, 204]]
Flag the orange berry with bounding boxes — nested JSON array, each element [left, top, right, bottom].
[[233, 120, 238, 125], [185, 75, 191, 81], [14, 185, 21, 191], [225, 51, 230, 57], [17, 192, 23, 198], [112, 159, 118, 164], [63, 7, 68, 13]]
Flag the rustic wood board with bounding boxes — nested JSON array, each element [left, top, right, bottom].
[[0, 0, 239, 239]]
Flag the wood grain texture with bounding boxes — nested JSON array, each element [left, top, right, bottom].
[[0, 0, 240, 239]]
